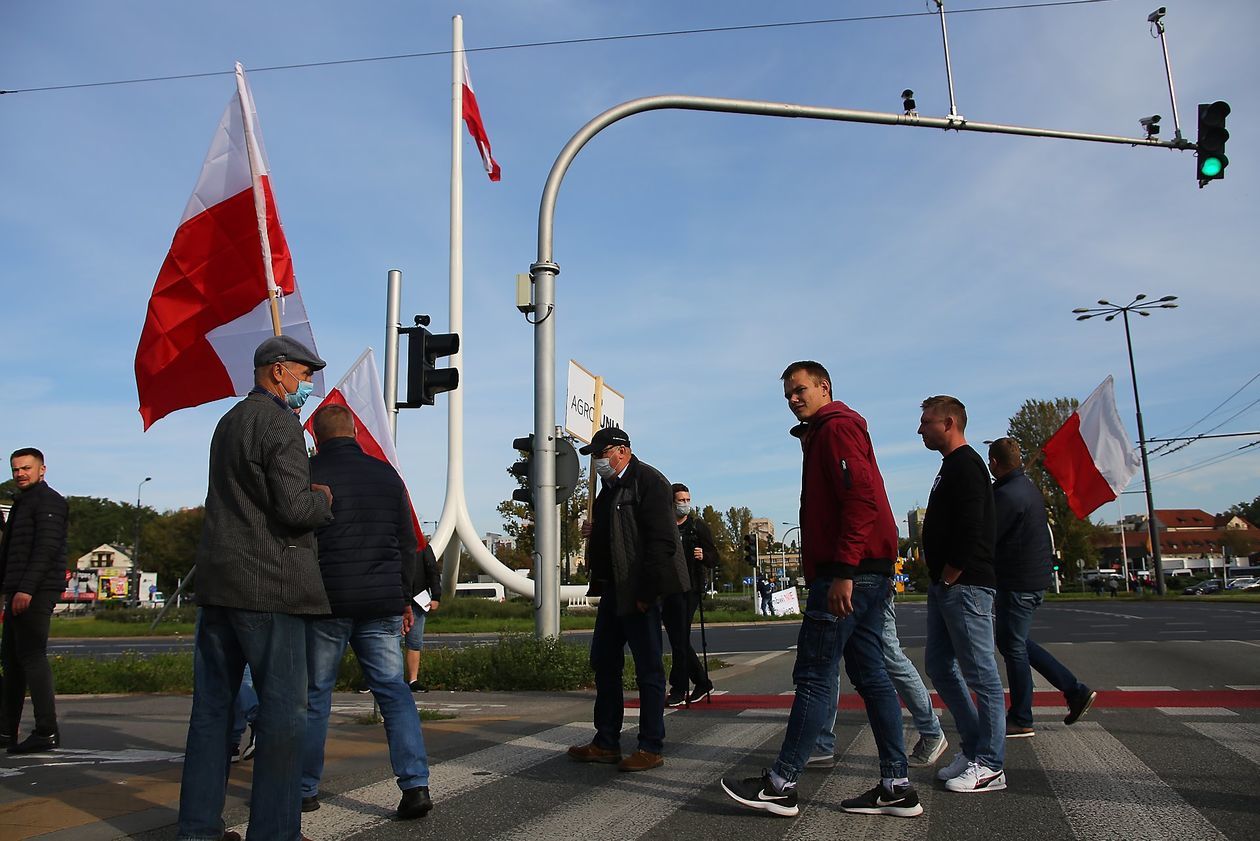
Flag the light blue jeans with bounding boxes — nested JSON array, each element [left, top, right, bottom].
[[177, 608, 308, 841], [815, 589, 942, 755], [302, 615, 429, 797], [925, 583, 1005, 771]]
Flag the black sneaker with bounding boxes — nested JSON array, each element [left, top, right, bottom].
[[688, 679, 714, 704], [301, 795, 320, 813], [240, 725, 256, 761], [8, 730, 59, 754], [720, 770, 799, 817], [397, 785, 433, 820], [1064, 688, 1098, 725], [0, 733, 15, 750], [408, 680, 428, 693], [841, 781, 924, 817], [665, 691, 689, 708]]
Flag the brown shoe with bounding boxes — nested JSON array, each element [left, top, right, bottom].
[[567, 742, 621, 764], [618, 749, 663, 772]]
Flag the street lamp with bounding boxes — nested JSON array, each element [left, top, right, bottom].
[[780, 523, 801, 583], [134, 477, 152, 607], [1072, 294, 1177, 594]]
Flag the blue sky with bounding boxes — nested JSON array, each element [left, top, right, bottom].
[[3, 0, 1257, 548]]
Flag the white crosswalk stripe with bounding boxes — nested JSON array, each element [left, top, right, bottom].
[[1031, 721, 1229, 841], [1182, 722, 1260, 768]]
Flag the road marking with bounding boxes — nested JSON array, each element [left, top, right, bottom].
[[744, 650, 790, 667], [1155, 707, 1237, 716], [1183, 722, 1260, 769], [1116, 686, 1178, 692], [1032, 721, 1229, 841], [484, 720, 783, 841], [290, 723, 591, 840], [1042, 606, 1144, 620], [1227, 685, 1260, 690]]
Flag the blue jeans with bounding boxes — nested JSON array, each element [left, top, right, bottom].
[[231, 665, 258, 747], [303, 615, 429, 797], [995, 589, 1088, 727], [403, 609, 427, 650], [178, 607, 308, 841], [775, 575, 907, 783], [925, 583, 1005, 771], [590, 588, 666, 754], [815, 589, 942, 755]]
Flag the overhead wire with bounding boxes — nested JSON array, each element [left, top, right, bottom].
[[1, 0, 1119, 96], [1149, 370, 1260, 455]]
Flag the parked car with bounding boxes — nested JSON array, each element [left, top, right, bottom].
[[1182, 579, 1224, 595], [1225, 577, 1256, 590], [1242, 580, 1260, 592]]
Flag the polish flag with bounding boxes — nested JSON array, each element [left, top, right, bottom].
[[1042, 376, 1142, 519], [462, 53, 501, 182], [304, 349, 427, 549], [135, 63, 321, 430]]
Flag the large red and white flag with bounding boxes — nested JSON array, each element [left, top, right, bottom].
[[1042, 376, 1142, 519], [135, 63, 321, 429], [461, 53, 501, 181], [304, 349, 427, 549]]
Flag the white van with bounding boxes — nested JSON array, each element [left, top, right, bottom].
[[455, 582, 506, 602]]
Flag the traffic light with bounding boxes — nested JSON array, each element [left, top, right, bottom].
[[399, 315, 460, 407], [743, 533, 759, 567], [510, 435, 534, 506], [555, 439, 579, 504], [509, 436, 582, 509], [1196, 101, 1230, 187]]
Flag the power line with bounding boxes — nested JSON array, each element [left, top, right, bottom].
[[1150, 370, 1260, 454], [1155, 396, 1260, 458], [0, 0, 1118, 96]]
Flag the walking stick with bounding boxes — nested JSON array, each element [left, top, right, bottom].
[[697, 588, 712, 703]]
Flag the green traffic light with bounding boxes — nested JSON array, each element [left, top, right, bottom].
[[1200, 156, 1224, 177]]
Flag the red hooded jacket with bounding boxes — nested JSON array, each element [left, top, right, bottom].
[[793, 401, 898, 582]]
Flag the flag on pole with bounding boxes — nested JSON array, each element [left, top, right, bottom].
[[135, 63, 321, 430], [1042, 375, 1142, 519], [304, 349, 427, 549], [461, 53, 501, 181]]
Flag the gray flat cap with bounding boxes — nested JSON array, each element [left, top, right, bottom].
[[253, 336, 326, 371]]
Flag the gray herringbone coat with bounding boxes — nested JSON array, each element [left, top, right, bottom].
[[194, 391, 333, 614]]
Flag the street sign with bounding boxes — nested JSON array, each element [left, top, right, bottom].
[[1077, 559, 1085, 568], [894, 574, 910, 583], [565, 360, 624, 443]]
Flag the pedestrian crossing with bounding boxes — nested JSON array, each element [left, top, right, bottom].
[[270, 701, 1260, 841]]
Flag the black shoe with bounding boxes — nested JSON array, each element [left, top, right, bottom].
[[408, 680, 428, 693], [720, 770, 799, 817], [240, 725, 256, 761], [1064, 688, 1098, 725], [230, 745, 242, 763], [301, 795, 320, 813], [665, 691, 689, 708], [688, 679, 714, 704], [841, 781, 923, 817], [8, 730, 60, 754], [397, 785, 433, 820], [0, 732, 16, 750]]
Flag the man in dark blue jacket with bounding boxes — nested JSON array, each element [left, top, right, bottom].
[[302, 405, 433, 821], [989, 438, 1097, 736], [0, 447, 69, 754]]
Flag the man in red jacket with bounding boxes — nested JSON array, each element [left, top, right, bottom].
[[721, 362, 921, 819]]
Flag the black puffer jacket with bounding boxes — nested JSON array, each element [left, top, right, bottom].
[[0, 481, 69, 595], [992, 468, 1055, 592], [309, 437, 418, 618]]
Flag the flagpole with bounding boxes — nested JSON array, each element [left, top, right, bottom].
[[235, 62, 283, 337]]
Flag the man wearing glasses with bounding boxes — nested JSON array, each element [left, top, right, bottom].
[[568, 427, 688, 773]]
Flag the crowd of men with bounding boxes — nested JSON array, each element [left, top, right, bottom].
[[0, 342, 1096, 838]]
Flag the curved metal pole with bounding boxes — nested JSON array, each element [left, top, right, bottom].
[[531, 93, 1184, 637]]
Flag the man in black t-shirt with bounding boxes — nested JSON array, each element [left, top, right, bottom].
[[918, 395, 1006, 794]]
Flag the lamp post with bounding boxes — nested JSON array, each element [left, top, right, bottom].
[[134, 477, 152, 607], [780, 523, 801, 584], [1072, 294, 1177, 595]]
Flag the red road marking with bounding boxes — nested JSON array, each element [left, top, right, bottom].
[[631, 689, 1260, 711]]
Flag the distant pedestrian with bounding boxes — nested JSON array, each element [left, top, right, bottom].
[[177, 335, 333, 841], [662, 483, 718, 707], [302, 404, 433, 821], [570, 427, 688, 773], [403, 544, 441, 693], [918, 395, 1007, 794], [1107, 576, 1119, 597], [722, 361, 921, 819], [988, 438, 1097, 737], [1, 447, 69, 754], [758, 574, 776, 616]]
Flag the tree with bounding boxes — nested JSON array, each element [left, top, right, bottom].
[[1226, 495, 1260, 529], [1006, 398, 1107, 580], [140, 507, 204, 589], [497, 456, 589, 583], [698, 504, 738, 587]]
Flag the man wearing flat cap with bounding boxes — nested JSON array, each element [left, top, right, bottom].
[[177, 335, 335, 841], [569, 427, 688, 773]]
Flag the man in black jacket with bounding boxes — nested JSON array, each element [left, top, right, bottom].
[[301, 405, 433, 821], [662, 483, 718, 706], [918, 395, 1006, 793], [569, 427, 689, 773], [988, 438, 1096, 735], [0, 447, 69, 754]]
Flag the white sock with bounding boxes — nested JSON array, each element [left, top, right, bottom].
[[883, 777, 910, 789]]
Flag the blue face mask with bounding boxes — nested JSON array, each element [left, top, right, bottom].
[[281, 367, 315, 409]]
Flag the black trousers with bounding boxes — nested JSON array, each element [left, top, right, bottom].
[[1, 589, 59, 736], [661, 590, 705, 694]]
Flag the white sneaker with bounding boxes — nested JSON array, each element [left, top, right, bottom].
[[805, 753, 837, 769], [936, 751, 970, 781], [945, 761, 1007, 793]]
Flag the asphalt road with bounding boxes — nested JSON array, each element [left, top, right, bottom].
[[48, 598, 1260, 658]]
